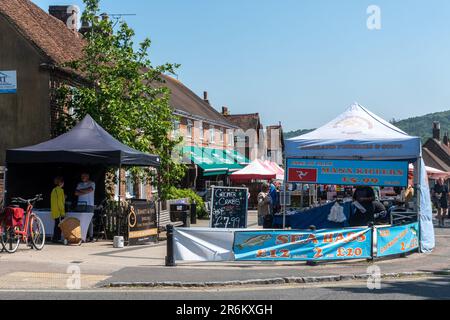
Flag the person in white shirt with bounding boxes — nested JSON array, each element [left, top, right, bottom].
[[75, 172, 96, 241]]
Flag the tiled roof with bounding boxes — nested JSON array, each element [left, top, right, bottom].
[[0, 0, 235, 128], [225, 113, 262, 132], [0, 0, 85, 65], [161, 74, 237, 129], [423, 138, 450, 172]]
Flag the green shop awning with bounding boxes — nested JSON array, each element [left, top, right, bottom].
[[182, 146, 245, 176], [223, 149, 250, 165]]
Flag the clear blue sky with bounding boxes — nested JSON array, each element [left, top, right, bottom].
[[33, 0, 450, 131]]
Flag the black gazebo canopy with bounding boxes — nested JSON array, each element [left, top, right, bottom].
[[6, 115, 160, 167]]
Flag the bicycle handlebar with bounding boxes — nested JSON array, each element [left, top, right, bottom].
[[11, 194, 43, 205]]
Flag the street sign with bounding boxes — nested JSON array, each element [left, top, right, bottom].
[[0, 71, 17, 94], [286, 158, 409, 187], [210, 186, 248, 229]]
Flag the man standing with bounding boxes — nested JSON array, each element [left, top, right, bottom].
[[75, 172, 96, 241], [257, 183, 272, 229], [432, 178, 449, 228], [269, 180, 279, 214]]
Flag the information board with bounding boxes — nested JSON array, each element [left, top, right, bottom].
[[210, 186, 248, 229]]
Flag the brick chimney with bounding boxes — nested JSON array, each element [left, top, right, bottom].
[[203, 91, 210, 105], [444, 131, 449, 147], [49, 5, 79, 32], [432, 121, 441, 140], [222, 106, 229, 116]]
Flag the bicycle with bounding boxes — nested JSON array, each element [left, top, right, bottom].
[[0, 194, 46, 253]]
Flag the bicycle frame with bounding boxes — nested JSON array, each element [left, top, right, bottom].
[[13, 202, 34, 242]]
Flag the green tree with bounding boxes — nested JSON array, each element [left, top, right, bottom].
[[56, 0, 185, 198]]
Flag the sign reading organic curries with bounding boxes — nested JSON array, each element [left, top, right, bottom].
[[287, 158, 409, 187], [128, 200, 158, 246], [0, 71, 17, 94], [210, 186, 248, 229]]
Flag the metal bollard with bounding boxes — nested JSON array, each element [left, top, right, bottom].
[[306, 225, 318, 266], [165, 224, 176, 267], [367, 222, 375, 262], [190, 201, 197, 225]]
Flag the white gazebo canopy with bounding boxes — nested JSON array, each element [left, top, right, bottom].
[[285, 103, 421, 160]]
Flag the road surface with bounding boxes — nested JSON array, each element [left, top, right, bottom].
[[0, 276, 448, 300]]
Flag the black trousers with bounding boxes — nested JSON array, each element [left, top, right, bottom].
[[52, 217, 62, 242], [263, 215, 274, 229]]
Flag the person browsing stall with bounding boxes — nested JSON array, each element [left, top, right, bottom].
[[51, 176, 65, 243]]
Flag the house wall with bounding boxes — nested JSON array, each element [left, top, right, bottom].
[[176, 116, 234, 150], [0, 14, 52, 166]]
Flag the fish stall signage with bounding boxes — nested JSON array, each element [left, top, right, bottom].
[[233, 228, 372, 261], [286, 158, 408, 187], [210, 186, 248, 229], [0, 71, 17, 94], [376, 222, 419, 257]]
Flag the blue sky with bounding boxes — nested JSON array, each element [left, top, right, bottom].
[[33, 0, 450, 131]]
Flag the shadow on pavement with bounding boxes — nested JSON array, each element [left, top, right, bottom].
[[325, 274, 450, 300]]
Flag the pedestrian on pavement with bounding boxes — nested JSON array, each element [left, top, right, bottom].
[[432, 178, 449, 227], [257, 183, 273, 228], [269, 179, 279, 214], [50, 176, 65, 243], [75, 172, 96, 241]]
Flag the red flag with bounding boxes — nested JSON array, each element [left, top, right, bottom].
[[288, 168, 318, 183]]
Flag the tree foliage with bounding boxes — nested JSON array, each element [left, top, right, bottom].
[[56, 0, 185, 199]]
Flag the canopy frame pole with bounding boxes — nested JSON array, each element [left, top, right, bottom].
[[415, 157, 423, 253], [117, 164, 122, 237], [3, 162, 8, 206], [283, 158, 287, 229], [157, 169, 162, 239]]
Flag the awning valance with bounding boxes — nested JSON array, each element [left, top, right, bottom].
[[182, 146, 244, 175]]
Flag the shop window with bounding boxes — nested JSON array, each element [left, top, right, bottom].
[[172, 120, 180, 138], [228, 131, 234, 146], [209, 126, 215, 144], [187, 120, 193, 138], [199, 121, 204, 141]]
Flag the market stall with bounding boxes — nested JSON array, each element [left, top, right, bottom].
[[5, 115, 160, 242], [230, 159, 277, 182], [284, 103, 435, 253]]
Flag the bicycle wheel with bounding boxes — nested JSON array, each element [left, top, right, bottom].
[[29, 214, 45, 250], [0, 219, 20, 254]]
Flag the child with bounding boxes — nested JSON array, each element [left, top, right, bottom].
[[51, 176, 65, 243]]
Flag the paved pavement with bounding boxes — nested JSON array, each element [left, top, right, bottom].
[[0, 211, 449, 291]]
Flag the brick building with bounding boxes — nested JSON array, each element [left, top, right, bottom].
[[0, 0, 85, 201], [0, 0, 245, 200], [423, 122, 450, 174]]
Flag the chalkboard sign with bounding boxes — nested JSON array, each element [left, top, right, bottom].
[[210, 186, 248, 229], [128, 200, 158, 246]]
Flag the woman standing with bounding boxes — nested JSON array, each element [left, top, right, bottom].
[[51, 176, 66, 243]]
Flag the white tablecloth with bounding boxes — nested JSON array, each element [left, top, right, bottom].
[[34, 211, 94, 242]]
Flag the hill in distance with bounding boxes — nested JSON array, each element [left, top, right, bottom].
[[284, 109, 450, 141]]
